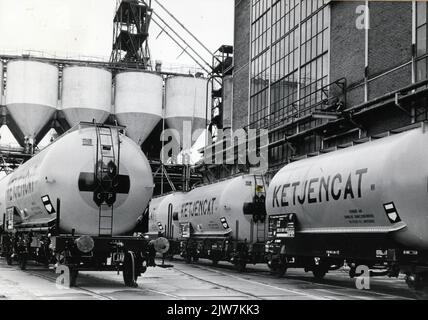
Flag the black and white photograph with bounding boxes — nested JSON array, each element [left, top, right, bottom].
[[0, 0, 426, 314]]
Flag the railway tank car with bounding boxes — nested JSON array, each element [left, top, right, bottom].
[[147, 193, 183, 239], [0, 122, 165, 287], [147, 175, 267, 271], [146, 192, 183, 257], [265, 123, 428, 289]]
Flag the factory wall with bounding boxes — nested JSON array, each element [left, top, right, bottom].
[[232, 0, 251, 132], [330, 1, 413, 136], [231, 0, 418, 172]]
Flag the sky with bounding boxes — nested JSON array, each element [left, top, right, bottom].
[[0, 0, 234, 154], [0, 0, 234, 69]]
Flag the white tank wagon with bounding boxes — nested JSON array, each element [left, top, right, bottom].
[[61, 66, 112, 127], [0, 123, 165, 287], [147, 175, 267, 270], [147, 193, 183, 240], [114, 71, 163, 146], [265, 123, 428, 289], [5, 60, 58, 145], [165, 76, 210, 149], [147, 196, 167, 238], [146, 193, 183, 258]]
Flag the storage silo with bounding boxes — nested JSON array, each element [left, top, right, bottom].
[[165, 76, 210, 149], [61, 66, 112, 126], [114, 71, 163, 145], [6, 60, 58, 141]]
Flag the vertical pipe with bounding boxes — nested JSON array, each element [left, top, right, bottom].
[[364, 0, 369, 102], [247, 1, 252, 129], [161, 76, 166, 195], [56, 198, 61, 236], [267, 3, 272, 127], [168, 203, 173, 238], [250, 219, 254, 243], [412, 0, 417, 84], [411, 1, 417, 124]]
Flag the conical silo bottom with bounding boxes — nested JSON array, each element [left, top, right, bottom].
[[7, 103, 56, 139], [63, 108, 110, 127], [165, 117, 207, 149], [115, 113, 161, 146]]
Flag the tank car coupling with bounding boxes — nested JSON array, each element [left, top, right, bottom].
[[75, 235, 95, 253]]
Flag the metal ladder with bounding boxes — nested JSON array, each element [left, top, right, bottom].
[[95, 126, 120, 237], [254, 175, 267, 242]]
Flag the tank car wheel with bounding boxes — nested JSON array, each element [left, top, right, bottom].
[[69, 268, 78, 287], [19, 254, 28, 271], [123, 251, 138, 288], [268, 265, 277, 275], [184, 254, 192, 264], [234, 261, 246, 272], [312, 266, 328, 280], [406, 273, 427, 291], [349, 267, 357, 279], [276, 264, 287, 278], [6, 254, 12, 266]]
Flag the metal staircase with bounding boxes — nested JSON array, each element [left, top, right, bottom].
[[95, 126, 121, 237]]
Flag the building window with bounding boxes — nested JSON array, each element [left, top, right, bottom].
[[249, 0, 330, 130], [416, 1, 428, 81]]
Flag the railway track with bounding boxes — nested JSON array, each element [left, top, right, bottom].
[[173, 263, 330, 300], [167, 257, 420, 300], [2, 261, 178, 300], [0, 258, 424, 300]]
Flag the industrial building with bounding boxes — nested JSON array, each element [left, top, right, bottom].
[[210, 0, 428, 177]]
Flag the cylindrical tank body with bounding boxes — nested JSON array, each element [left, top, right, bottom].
[[6, 60, 58, 139], [149, 175, 266, 242], [266, 126, 428, 250], [0, 174, 9, 231], [147, 193, 183, 239], [165, 76, 210, 148], [0, 124, 154, 236], [147, 196, 166, 237], [114, 71, 163, 145], [61, 66, 112, 127]]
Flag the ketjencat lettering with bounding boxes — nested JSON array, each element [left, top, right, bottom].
[[272, 168, 368, 207]]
